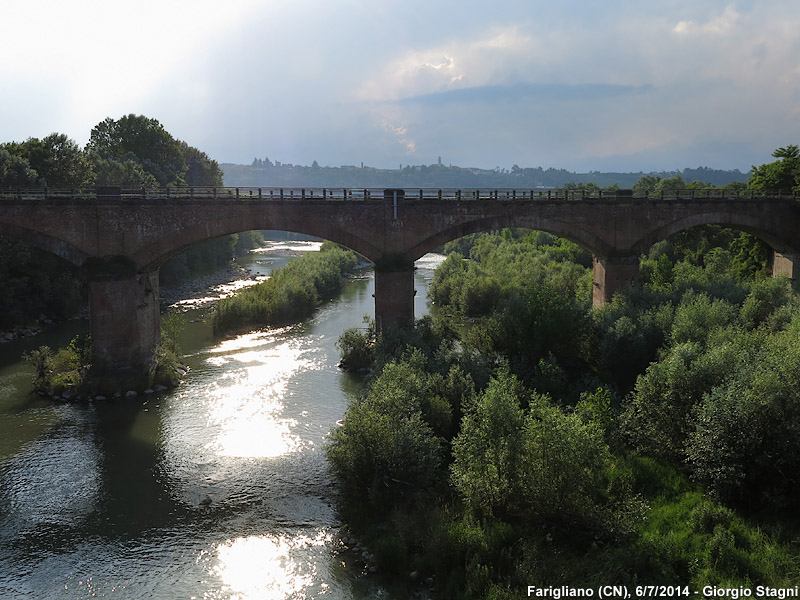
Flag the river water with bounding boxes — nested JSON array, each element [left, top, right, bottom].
[[0, 241, 445, 599]]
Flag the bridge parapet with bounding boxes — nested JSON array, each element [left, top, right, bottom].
[[0, 187, 796, 203]]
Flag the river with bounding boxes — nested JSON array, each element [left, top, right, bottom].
[[0, 241, 446, 599]]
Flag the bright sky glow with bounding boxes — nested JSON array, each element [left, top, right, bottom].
[[2, 0, 800, 171]]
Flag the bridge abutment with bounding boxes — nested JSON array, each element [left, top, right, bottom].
[[592, 255, 640, 307], [88, 269, 161, 390], [772, 251, 800, 280], [374, 267, 415, 331]]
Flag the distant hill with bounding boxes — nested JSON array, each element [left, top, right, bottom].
[[221, 160, 750, 189]]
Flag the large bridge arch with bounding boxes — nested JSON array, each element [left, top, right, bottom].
[[132, 214, 383, 271], [0, 221, 89, 267], [403, 214, 613, 263], [630, 211, 800, 257]]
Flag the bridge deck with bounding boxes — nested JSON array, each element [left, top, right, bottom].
[[0, 187, 796, 203]]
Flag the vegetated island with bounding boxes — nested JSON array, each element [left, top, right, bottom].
[[210, 241, 358, 336]]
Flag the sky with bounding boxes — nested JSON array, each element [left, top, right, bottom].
[[2, 0, 799, 172]]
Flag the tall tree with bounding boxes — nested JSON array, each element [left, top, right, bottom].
[[749, 145, 800, 193], [87, 115, 185, 185], [182, 143, 223, 186]]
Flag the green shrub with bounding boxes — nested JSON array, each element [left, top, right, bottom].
[[326, 359, 445, 509], [687, 318, 800, 509], [336, 321, 374, 371], [212, 246, 357, 334], [739, 276, 791, 330], [452, 369, 636, 536]]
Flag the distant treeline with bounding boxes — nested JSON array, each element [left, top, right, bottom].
[[222, 159, 749, 189]]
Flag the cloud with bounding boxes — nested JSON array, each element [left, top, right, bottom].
[[673, 5, 741, 36], [381, 121, 417, 153], [3, 0, 800, 172], [356, 27, 539, 103]]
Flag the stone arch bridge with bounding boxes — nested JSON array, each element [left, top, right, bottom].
[[1, 186, 798, 381]]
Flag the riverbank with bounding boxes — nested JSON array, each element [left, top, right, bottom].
[[160, 263, 256, 309]]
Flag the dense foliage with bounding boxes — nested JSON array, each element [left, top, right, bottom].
[[748, 145, 800, 194], [211, 243, 358, 335], [328, 149, 800, 596]]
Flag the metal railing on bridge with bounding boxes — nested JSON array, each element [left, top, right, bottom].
[[0, 187, 796, 202]]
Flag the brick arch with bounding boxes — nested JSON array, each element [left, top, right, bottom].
[[631, 212, 800, 256], [403, 214, 613, 262], [131, 214, 383, 270], [0, 221, 89, 267]]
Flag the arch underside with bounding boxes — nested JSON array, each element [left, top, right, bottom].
[[631, 212, 799, 256], [406, 215, 613, 261], [133, 215, 383, 270], [0, 221, 88, 266]]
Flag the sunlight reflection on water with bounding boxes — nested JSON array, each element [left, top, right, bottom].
[[208, 531, 332, 600], [202, 333, 315, 459], [250, 241, 322, 254]]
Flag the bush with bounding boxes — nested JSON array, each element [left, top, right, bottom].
[[686, 318, 800, 509], [670, 292, 737, 346], [451, 369, 636, 536], [23, 334, 92, 395], [739, 276, 791, 330], [451, 369, 526, 518], [620, 341, 730, 461], [326, 359, 445, 510], [23, 345, 54, 393], [336, 320, 374, 371]]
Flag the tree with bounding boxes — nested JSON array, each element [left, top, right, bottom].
[[652, 174, 686, 195], [327, 358, 445, 508], [182, 143, 223, 186], [2, 134, 93, 187], [37, 133, 94, 187], [87, 115, 185, 185], [0, 149, 37, 187], [749, 145, 800, 193], [687, 318, 800, 509], [633, 174, 660, 196], [92, 155, 159, 187], [451, 368, 526, 518]]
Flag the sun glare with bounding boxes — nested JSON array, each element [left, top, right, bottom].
[[204, 335, 312, 458], [210, 532, 332, 599]]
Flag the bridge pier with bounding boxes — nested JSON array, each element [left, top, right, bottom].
[[592, 255, 640, 307], [374, 267, 415, 331], [772, 251, 800, 281], [87, 269, 161, 389]]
